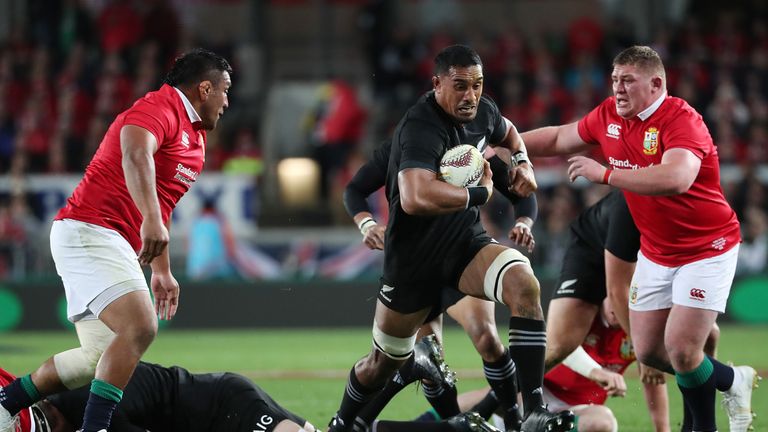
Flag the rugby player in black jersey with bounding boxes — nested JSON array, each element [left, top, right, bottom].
[[4, 362, 499, 432], [328, 45, 574, 432], [343, 137, 538, 431]]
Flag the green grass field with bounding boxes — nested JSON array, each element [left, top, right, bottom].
[[2, 325, 766, 431]]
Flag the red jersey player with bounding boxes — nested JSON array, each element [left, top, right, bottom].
[[542, 298, 668, 432], [521, 45, 759, 432], [0, 49, 232, 432], [0, 370, 35, 432]]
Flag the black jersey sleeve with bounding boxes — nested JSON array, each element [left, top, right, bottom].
[[488, 155, 538, 222], [605, 192, 640, 262], [398, 120, 447, 172], [343, 141, 389, 217], [513, 193, 538, 223], [482, 96, 508, 144]]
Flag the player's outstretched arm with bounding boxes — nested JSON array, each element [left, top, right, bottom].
[[520, 121, 589, 157]]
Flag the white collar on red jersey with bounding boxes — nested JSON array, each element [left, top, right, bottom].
[[636, 91, 667, 121], [173, 87, 203, 124]]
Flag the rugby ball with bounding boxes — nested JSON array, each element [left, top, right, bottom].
[[439, 144, 484, 187]]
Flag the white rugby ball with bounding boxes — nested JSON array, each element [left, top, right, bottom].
[[439, 144, 485, 187]]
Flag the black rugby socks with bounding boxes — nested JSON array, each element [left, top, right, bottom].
[[80, 379, 123, 432], [334, 368, 384, 431], [508, 317, 546, 414], [482, 349, 521, 427], [675, 357, 717, 432], [0, 375, 40, 415]]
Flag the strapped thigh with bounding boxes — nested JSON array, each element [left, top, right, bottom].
[[483, 248, 530, 304], [53, 319, 115, 389], [371, 320, 417, 361]]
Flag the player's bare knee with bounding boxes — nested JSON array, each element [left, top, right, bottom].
[[121, 319, 158, 352], [635, 349, 668, 372], [579, 406, 617, 432], [501, 267, 541, 315], [666, 345, 701, 371]]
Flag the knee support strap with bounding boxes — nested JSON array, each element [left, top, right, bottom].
[[372, 320, 417, 361], [54, 319, 115, 389], [483, 248, 530, 304]]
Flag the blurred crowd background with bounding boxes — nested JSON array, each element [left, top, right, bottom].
[[0, 0, 766, 283]]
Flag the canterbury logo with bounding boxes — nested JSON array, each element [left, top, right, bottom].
[[606, 123, 621, 139], [689, 288, 706, 300]]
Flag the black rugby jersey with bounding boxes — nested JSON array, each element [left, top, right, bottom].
[[344, 138, 535, 220], [383, 92, 508, 284], [570, 189, 640, 262], [48, 362, 305, 432]]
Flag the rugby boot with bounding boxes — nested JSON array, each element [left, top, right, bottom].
[[328, 414, 348, 432], [413, 335, 457, 388], [722, 365, 761, 432], [520, 407, 575, 432], [447, 412, 502, 432]]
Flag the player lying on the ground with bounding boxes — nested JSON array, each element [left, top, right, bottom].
[[343, 138, 540, 431], [0, 361, 499, 432]]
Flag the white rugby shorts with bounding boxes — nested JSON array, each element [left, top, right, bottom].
[[50, 219, 149, 322], [628, 245, 739, 313]]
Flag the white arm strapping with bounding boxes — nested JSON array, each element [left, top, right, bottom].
[[562, 345, 603, 379]]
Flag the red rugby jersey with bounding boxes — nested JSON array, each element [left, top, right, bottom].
[[577, 95, 740, 266], [0, 368, 33, 432], [544, 317, 635, 406], [56, 84, 206, 252]]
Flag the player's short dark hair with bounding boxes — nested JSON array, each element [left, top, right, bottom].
[[434, 45, 483, 76], [164, 48, 232, 87], [613, 45, 665, 77]]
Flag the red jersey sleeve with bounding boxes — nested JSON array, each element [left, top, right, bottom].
[[0, 367, 15, 385], [661, 107, 711, 160], [123, 103, 172, 147], [577, 99, 610, 144]]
